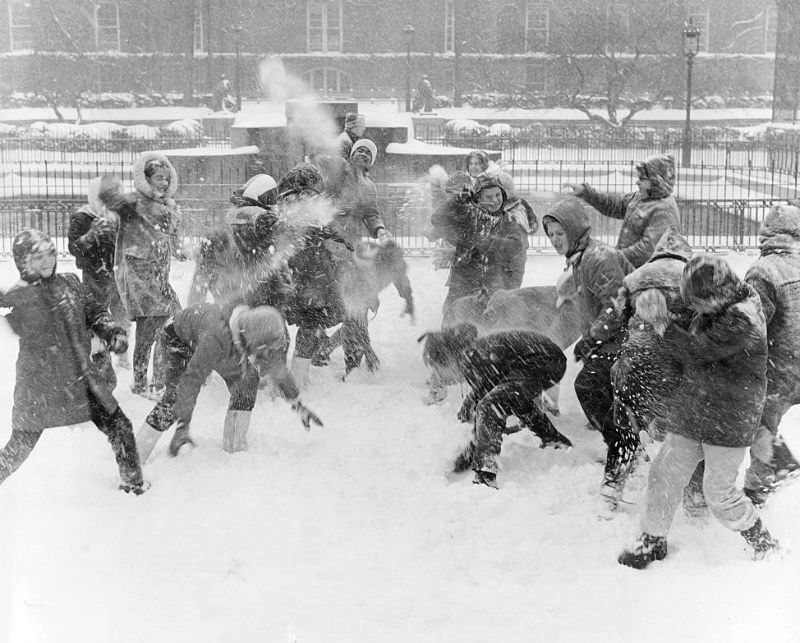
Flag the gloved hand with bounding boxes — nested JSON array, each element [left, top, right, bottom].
[[561, 183, 585, 196], [457, 392, 477, 423], [291, 399, 324, 431], [109, 330, 129, 354], [376, 228, 393, 246], [573, 336, 602, 362]]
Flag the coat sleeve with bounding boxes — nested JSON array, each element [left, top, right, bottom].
[[67, 210, 93, 260], [745, 265, 778, 325], [431, 199, 473, 246], [583, 251, 627, 343], [620, 202, 679, 269], [173, 334, 227, 424], [578, 185, 634, 221]]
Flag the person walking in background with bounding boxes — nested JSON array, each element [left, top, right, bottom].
[[212, 74, 236, 112], [69, 174, 131, 372], [335, 112, 367, 159], [416, 74, 434, 113], [0, 229, 147, 494], [618, 254, 779, 569], [542, 199, 636, 515], [564, 154, 680, 268], [101, 152, 186, 400], [741, 203, 800, 505]]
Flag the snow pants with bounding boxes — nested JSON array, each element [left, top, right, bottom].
[[575, 350, 639, 482], [0, 392, 143, 487], [641, 432, 758, 537], [470, 379, 566, 474], [133, 315, 169, 390]]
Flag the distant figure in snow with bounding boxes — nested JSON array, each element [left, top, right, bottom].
[[212, 75, 236, 112], [335, 112, 367, 160], [416, 74, 434, 113], [0, 229, 147, 495], [618, 254, 779, 569]]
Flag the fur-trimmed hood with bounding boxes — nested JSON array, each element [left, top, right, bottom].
[[649, 226, 692, 263], [759, 203, 800, 255], [133, 151, 178, 202]]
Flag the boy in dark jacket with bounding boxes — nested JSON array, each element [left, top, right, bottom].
[[449, 323, 571, 488], [136, 303, 323, 462], [618, 254, 778, 569], [0, 229, 146, 494]]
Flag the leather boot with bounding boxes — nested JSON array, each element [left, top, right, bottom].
[[222, 410, 252, 453]]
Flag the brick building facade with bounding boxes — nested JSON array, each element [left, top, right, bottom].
[[0, 0, 782, 103]]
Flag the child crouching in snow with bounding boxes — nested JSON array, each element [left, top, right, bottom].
[[0, 229, 147, 494], [449, 323, 571, 489], [618, 254, 779, 569], [135, 303, 323, 462]]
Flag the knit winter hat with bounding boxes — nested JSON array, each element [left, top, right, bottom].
[[345, 112, 366, 129], [278, 162, 324, 196], [350, 139, 377, 165], [471, 175, 507, 202], [229, 305, 288, 356], [13, 228, 57, 283], [635, 154, 675, 198], [759, 203, 800, 242], [681, 254, 745, 311]]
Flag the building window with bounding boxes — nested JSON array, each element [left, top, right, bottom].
[[8, 0, 33, 51], [765, 4, 777, 53], [606, 3, 630, 46], [444, 0, 455, 53], [525, 2, 549, 52], [305, 68, 351, 96], [95, 3, 120, 51], [194, 9, 205, 53], [497, 5, 523, 54], [307, 1, 342, 53], [688, 5, 710, 53], [526, 61, 547, 94]]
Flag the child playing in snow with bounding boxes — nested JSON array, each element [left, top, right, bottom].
[[135, 303, 323, 462], [0, 229, 147, 494], [618, 254, 779, 569]]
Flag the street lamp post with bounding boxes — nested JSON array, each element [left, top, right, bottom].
[[232, 24, 243, 112], [682, 20, 701, 168], [403, 24, 415, 112]]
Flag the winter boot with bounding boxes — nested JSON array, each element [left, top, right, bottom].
[[452, 442, 476, 473], [618, 533, 668, 569], [743, 485, 769, 509], [168, 423, 195, 457], [473, 470, 498, 489], [598, 477, 624, 519], [135, 421, 164, 465], [290, 357, 312, 391], [534, 425, 573, 451], [119, 480, 151, 495], [740, 518, 780, 560], [222, 410, 252, 454]]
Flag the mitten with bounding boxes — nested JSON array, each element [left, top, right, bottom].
[[109, 329, 129, 354], [376, 228, 393, 245], [573, 336, 601, 362], [291, 399, 324, 431]]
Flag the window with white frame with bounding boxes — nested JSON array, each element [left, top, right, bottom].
[[606, 3, 630, 45], [526, 61, 547, 93], [305, 68, 351, 95], [194, 9, 205, 53], [8, 0, 33, 51], [444, 0, 455, 53], [687, 5, 709, 52], [95, 3, 120, 51], [765, 4, 777, 53], [525, 2, 549, 52], [307, 1, 342, 53]]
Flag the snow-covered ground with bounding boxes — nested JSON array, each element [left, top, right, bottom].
[[1, 253, 799, 643]]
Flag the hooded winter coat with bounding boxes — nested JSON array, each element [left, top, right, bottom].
[[68, 176, 120, 275], [664, 256, 768, 447], [543, 199, 633, 353], [101, 152, 182, 319], [2, 273, 123, 430], [577, 154, 681, 268], [744, 204, 800, 417], [167, 303, 298, 426], [331, 165, 386, 251]]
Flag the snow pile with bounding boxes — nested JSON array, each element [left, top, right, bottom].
[[0, 254, 797, 643]]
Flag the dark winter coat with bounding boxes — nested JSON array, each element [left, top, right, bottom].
[[102, 152, 182, 319], [744, 204, 800, 403], [1, 273, 123, 430], [331, 168, 386, 251], [169, 304, 298, 425], [477, 205, 530, 293], [458, 329, 566, 400], [577, 155, 681, 268], [664, 260, 768, 448], [68, 205, 117, 275], [544, 199, 633, 353], [431, 194, 483, 298]]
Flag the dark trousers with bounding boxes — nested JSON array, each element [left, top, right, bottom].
[[133, 315, 169, 389], [0, 392, 142, 487], [575, 351, 639, 481]]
